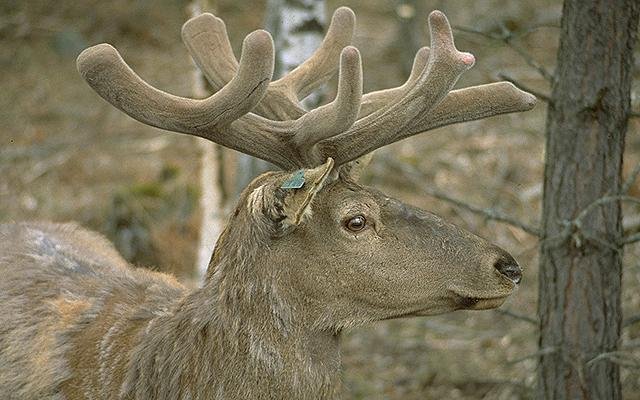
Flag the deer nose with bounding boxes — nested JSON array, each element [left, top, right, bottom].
[[494, 253, 522, 284]]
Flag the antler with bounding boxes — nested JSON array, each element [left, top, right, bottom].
[[76, 30, 285, 163], [181, 7, 357, 121], [78, 8, 535, 170]]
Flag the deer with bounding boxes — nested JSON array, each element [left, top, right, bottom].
[[0, 7, 535, 400]]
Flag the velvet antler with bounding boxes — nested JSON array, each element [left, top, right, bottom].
[[78, 8, 536, 170]]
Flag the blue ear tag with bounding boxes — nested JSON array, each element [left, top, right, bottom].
[[280, 169, 305, 189]]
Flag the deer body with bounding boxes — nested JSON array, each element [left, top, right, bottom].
[[0, 222, 340, 400], [0, 172, 518, 400], [0, 7, 535, 399]]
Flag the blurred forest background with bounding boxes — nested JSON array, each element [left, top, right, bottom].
[[1, 0, 639, 399]]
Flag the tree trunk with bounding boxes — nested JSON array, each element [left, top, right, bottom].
[[537, 1, 638, 399], [394, 0, 425, 78], [264, 0, 326, 108], [190, 0, 228, 284]]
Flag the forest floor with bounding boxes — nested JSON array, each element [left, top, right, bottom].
[[1, 0, 639, 399]]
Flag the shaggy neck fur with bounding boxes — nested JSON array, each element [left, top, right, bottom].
[[121, 205, 342, 400]]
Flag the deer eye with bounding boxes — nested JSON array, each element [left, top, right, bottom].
[[345, 215, 366, 232]]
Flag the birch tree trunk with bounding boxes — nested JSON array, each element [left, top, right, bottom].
[[234, 0, 326, 196], [537, 1, 639, 398], [394, 0, 424, 78], [190, 0, 228, 284], [265, 0, 326, 108]]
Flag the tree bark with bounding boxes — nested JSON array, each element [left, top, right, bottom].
[[190, 0, 228, 284], [537, 1, 638, 399], [264, 0, 326, 108], [394, 0, 425, 78]]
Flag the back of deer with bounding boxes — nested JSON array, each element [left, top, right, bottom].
[[0, 222, 185, 399]]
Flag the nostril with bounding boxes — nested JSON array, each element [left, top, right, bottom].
[[494, 256, 522, 284]]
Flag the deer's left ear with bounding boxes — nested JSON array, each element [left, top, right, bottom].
[[278, 158, 336, 226]]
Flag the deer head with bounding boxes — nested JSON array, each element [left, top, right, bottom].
[[76, 8, 534, 328]]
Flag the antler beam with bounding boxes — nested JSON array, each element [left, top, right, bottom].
[[76, 30, 285, 162]]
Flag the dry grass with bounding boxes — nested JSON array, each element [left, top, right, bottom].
[[1, 0, 639, 398]]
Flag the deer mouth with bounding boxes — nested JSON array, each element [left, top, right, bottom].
[[380, 293, 509, 320], [455, 295, 508, 310], [446, 285, 512, 310]]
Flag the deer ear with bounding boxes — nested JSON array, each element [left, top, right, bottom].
[[279, 158, 335, 226], [340, 152, 374, 181]]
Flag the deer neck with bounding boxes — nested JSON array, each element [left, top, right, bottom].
[[154, 223, 342, 399]]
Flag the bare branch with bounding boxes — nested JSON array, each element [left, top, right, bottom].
[[503, 39, 554, 82], [384, 157, 541, 237], [622, 233, 640, 245], [552, 195, 640, 249], [511, 23, 561, 38], [621, 161, 640, 194], [497, 73, 552, 103], [453, 24, 554, 82], [453, 25, 502, 40], [572, 168, 640, 241], [586, 351, 640, 369], [23, 151, 72, 184], [544, 194, 640, 251], [575, 196, 640, 227], [508, 347, 557, 365], [494, 308, 537, 325], [624, 314, 640, 328]]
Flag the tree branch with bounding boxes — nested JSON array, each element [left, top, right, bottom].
[[622, 161, 640, 194], [586, 351, 640, 369], [508, 347, 557, 365], [494, 308, 538, 325], [543, 194, 640, 250], [497, 73, 552, 103], [384, 157, 541, 237], [624, 314, 640, 328], [503, 38, 554, 82], [575, 195, 640, 228], [453, 24, 554, 82], [622, 232, 640, 245]]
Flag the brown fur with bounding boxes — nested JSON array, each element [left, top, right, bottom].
[[0, 165, 519, 399]]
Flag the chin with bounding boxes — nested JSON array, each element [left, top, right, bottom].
[[448, 281, 516, 311], [457, 295, 509, 310]]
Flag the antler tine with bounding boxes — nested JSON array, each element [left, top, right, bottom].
[[212, 46, 362, 170], [359, 57, 535, 129], [359, 46, 430, 118], [182, 13, 238, 92], [223, 46, 362, 169], [182, 7, 354, 121], [405, 82, 537, 135], [273, 6, 356, 101], [77, 29, 274, 142], [292, 46, 362, 149], [314, 10, 476, 166]]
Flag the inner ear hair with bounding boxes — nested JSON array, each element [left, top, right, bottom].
[[339, 153, 374, 182], [280, 158, 335, 227]]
